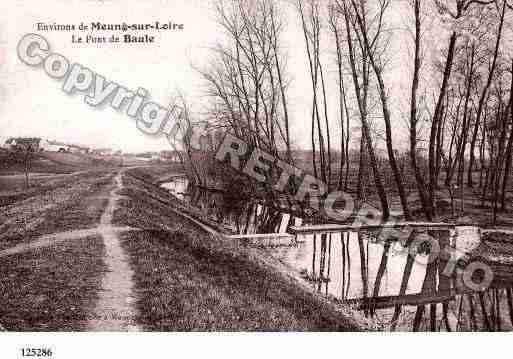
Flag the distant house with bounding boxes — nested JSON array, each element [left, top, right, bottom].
[[0, 136, 8, 149], [4, 137, 42, 152], [41, 140, 70, 153]]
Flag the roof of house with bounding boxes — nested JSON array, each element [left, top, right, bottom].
[[6, 137, 41, 144]]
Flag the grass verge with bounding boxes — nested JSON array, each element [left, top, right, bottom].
[[0, 236, 106, 331]]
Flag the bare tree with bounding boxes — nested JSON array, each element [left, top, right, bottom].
[[501, 60, 513, 210], [348, 0, 412, 220], [466, 0, 507, 187], [297, 0, 331, 184], [198, 0, 292, 158], [337, 0, 390, 219], [328, 5, 351, 191]]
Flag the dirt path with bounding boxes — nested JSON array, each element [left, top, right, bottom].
[[88, 171, 140, 331], [0, 226, 135, 258]]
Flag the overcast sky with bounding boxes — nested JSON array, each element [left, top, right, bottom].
[[0, 0, 436, 153]]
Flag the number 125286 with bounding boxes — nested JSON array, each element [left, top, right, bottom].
[[21, 348, 53, 357]]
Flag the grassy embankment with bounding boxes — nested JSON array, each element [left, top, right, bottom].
[[0, 236, 105, 330], [113, 167, 367, 330]]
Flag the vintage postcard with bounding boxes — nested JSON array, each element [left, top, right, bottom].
[[1, 0, 513, 356]]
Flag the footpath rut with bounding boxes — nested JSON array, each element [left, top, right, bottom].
[[88, 171, 140, 331]]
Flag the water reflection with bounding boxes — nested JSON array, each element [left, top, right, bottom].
[[161, 178, 513, 331], [166, 179, 300, 235], [266, 231, 513, 331], [160, 176, 189, 200]]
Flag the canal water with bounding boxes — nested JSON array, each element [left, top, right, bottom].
[[162, 177, 513, 331], [160, 176, 189, 200]]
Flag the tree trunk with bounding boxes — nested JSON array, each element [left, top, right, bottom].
[[467, 0, 506, 187], [428, 32, 457, 217], [350, 0, 411, 220], [500, 60, 513, 210], [343, 1, 390, 220], [409, 0, 432, 220]]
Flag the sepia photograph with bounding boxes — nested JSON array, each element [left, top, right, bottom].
[[1, 0, 513, 352]]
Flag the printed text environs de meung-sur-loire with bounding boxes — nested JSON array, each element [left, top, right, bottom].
[[36, 21, 184, 32]]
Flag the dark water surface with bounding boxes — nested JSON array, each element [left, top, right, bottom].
[[162, 178, 513, 331]]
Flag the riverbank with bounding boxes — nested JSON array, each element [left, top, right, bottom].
[[113, 167, 369, 330]]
